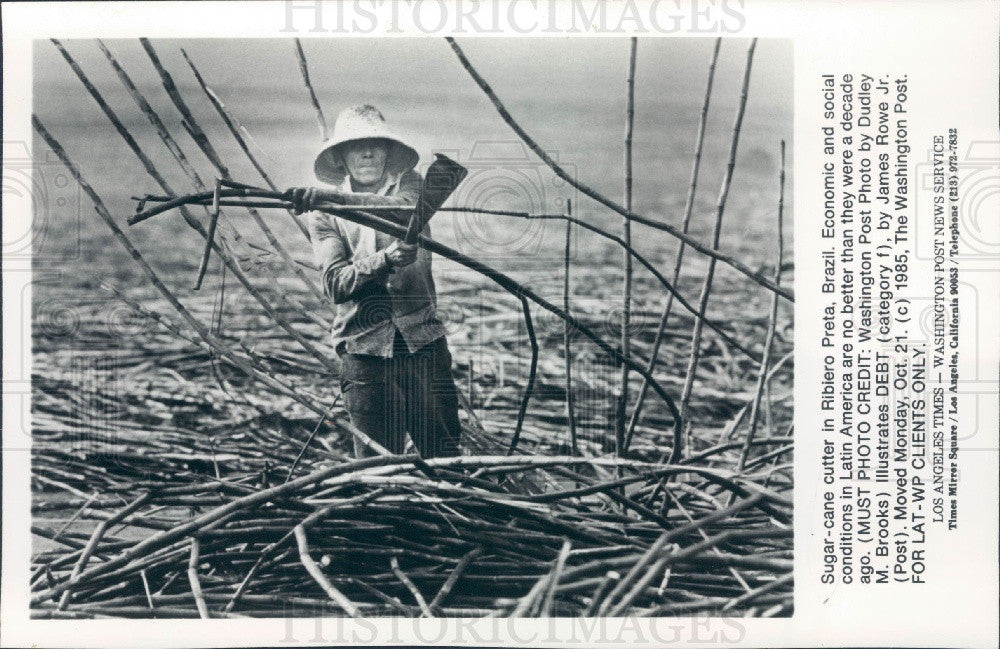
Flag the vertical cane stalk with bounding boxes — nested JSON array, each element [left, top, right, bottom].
[[618, 37, 637, 460], [563, 199, 578, 455], [186, 538, 209, 619], [506, 297, 539, 455], [672, 38, 758, 460], [737, 140, 785, 472], [624, 38, 721, 452]]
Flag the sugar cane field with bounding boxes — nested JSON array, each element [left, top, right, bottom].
[[26, 37, 795, 619]]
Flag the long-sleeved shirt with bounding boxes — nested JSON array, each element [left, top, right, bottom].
[[307, 169, 448, 357]]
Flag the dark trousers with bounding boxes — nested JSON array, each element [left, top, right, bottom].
[[339, 331, 462, 458]]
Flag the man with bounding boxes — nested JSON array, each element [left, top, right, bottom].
[[290, 104, 462, 459]]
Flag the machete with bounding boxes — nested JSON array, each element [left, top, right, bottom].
[[403, 152, 468, 245]]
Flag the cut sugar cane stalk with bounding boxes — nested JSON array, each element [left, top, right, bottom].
[[131, 190, 685, 458], [445, 36, 792, 303]]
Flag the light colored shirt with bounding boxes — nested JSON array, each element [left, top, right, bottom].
[[307, 169, 448, 357]]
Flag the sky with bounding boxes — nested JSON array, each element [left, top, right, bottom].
[[31, 37, 793, 270]]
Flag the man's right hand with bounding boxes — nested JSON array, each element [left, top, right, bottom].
[[385, 240, 418, 269], [287, 187, 345, 214]]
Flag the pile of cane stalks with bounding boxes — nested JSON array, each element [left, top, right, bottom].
[[31, 284, 792, 620], [31, 272, 792, 619], [34, 462, 792, 620], [31, 34, 793, 619]]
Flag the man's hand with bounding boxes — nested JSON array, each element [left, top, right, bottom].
[[287, 187, 344, 214], [385, 240, 418, 269]]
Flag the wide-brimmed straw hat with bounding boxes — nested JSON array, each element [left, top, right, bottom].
[[313, 105, 419, 185]]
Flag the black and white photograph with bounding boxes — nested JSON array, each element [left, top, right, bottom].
[[5, 1, 1000, 647], [22, 34, 796, 621]]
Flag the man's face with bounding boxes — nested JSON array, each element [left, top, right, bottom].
[[343, 138, 389, 187]]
